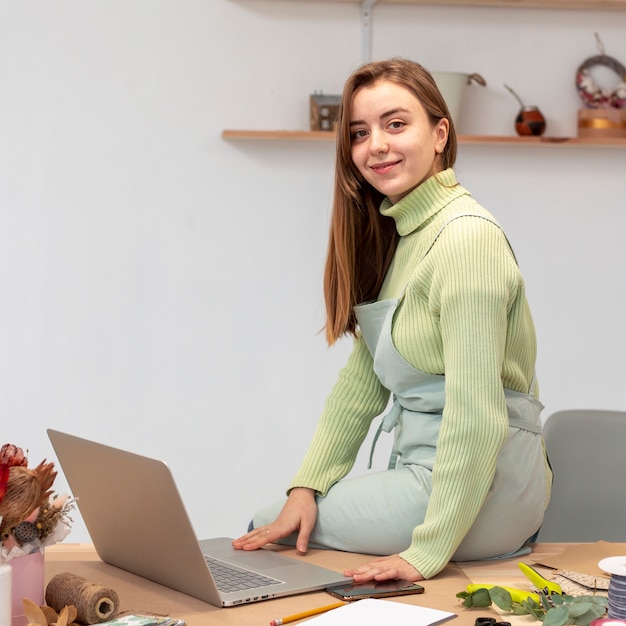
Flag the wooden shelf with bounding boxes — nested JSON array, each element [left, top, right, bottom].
[[277, 0, 626, 9], [223, 130, 338, 142], [231, 3, 626, 145], [222, 129, 626, 148]]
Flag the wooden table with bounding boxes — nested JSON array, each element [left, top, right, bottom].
[[45, 543, 568, 626]]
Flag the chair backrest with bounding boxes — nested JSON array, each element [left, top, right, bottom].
[[538, 409, 626, 542]]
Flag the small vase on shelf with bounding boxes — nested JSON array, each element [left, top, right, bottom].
[[504, 84, 547, 136]]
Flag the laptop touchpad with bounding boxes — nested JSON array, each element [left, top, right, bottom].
[[228, 549, 302, 569]]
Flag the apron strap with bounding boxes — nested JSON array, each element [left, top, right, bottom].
[[509, 416, 542, 434], [367, 398, 402, 470]]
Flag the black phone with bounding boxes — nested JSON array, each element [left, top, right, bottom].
[[325, 579, 425, 601]]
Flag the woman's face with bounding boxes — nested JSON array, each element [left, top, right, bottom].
[[349, 80, 449, 204]]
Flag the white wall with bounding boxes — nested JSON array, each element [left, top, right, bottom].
[[1, 0, 624, 543]]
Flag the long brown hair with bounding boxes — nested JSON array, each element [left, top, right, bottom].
[[323, 58, 458, 344]]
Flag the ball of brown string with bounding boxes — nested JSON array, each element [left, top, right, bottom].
[[46, 573, 119, 624]]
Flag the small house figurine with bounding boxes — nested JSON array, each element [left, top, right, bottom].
[[310, 92, 341, 131]]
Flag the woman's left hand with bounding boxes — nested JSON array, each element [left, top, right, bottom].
[[344, 554, 424, 582]]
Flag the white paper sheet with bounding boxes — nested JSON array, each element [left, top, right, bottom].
[[302, 598, 456, 625]]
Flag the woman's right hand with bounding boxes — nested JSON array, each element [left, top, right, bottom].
[[231, 487, 318, 554]]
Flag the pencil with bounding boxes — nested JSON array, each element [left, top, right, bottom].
[[269, 601, 346, 625]]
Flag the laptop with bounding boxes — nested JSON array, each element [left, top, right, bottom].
[[47, 429, 350, 607]]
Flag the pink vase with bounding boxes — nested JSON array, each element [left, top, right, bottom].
[[9, 551, 45, 626]]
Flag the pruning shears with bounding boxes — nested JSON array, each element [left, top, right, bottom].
[[518, 562, 563, 596], [465, 561, 563, 604]]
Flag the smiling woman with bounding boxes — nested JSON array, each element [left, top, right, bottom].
[[349, 81, 449, 205], [232, 58, 552, 584]]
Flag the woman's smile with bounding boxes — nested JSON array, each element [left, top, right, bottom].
[[370, 159, 402, 175]]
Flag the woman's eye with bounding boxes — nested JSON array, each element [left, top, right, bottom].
[[388, 120, 405, 130], [351, 129, 368, 141]]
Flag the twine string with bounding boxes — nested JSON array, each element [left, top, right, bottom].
[[45, 572, 119, 624]]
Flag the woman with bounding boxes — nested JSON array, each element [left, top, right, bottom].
[[233, 58, 551, 582]]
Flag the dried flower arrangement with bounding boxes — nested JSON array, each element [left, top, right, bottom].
[[0, 443, 73, 563]]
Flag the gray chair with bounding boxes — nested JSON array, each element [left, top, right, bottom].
[[538, 409, 626, 542]]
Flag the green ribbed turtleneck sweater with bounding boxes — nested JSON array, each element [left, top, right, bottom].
[[289, 169, 543, 579]]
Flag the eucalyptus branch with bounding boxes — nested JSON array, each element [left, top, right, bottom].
[[456, 585, 608, 626]]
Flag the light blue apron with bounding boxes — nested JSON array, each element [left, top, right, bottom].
[[352, 293, 547, 560], [253, 215, 549, 560]]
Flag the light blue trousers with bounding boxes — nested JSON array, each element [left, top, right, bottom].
[[253, 466, 431, 554], [252, 430, 545, 562]]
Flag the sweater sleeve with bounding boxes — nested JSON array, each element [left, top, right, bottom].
[[398, 216, 522, 578], [288, 335, 390, 495]]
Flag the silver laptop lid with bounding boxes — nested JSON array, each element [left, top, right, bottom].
[[48, 429, 223, 605], [47, 429, 350, 607]]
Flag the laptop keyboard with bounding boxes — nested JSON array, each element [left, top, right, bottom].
[[205, 555, 282, 593]]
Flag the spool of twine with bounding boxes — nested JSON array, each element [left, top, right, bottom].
[[45, 573, 119, 624]]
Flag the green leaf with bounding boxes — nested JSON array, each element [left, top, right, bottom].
[[520, 598, 545, 620], [456, 591, 474, 608], [571, 610, 595, 626], [543, 606, 569, 626], [587, 605, 607, 620], [567, 602, 592, 617], [572, 605, 607, 626], [471, 588, 493, 608], [523, 596, 542, 610], [512, 605, 532, 615], [489, 587, 513, 612], [541, 593, 553, 610]]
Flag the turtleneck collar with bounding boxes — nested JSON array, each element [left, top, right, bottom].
[[379, 168, 469, 236]]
